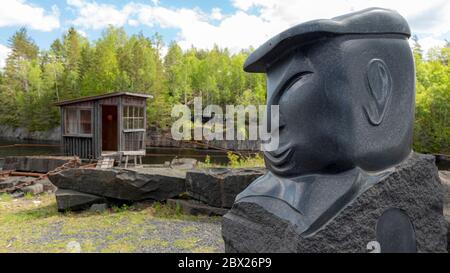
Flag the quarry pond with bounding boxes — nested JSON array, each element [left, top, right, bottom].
[[0, 138, 238, 169]]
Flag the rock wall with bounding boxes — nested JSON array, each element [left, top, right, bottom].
[[0, 125, 60, 142]]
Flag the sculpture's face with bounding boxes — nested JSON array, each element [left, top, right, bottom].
[[264, 35, 415, 177]]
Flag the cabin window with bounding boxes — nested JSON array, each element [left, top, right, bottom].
[[80, 110, 92, 134], [124, 131, 144, 151], [64, 108, 92, 135], [123, 106, 144, 130], [64, 108, 78, 134]]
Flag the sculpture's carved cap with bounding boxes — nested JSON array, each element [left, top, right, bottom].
[[244, 7, 411, 72]]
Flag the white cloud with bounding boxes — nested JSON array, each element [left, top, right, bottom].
[[135, 6, 213, 30], [77, 29, 87, 37], [418, 36, 447, 53], [66, 0, 450, 54], [159, 45, 168, 58], [210, 8, 224, 20], [128, 19, 139, 27], [0, 44, 11, 69], [231, 0, 450, 36], [228, 0, 450, 53], [131, 5, 286, 53], [0, 0, 60, 31], [67, 0, 135, 29]]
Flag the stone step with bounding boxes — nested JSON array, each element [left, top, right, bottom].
[[96, 157, 115, 169]]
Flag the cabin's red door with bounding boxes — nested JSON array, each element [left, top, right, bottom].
[[102, 105, 118, 151]]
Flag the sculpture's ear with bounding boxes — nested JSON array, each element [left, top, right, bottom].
[[364, 59, 392, 126]]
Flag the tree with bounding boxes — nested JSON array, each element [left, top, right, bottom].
[[61, 27, 86, 98], [164, 42, 190, 104], [0, 28, 39, 126], [79, 26, 124, 95]]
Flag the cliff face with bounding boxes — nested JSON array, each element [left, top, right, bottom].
[[0, 125, 61, 142]]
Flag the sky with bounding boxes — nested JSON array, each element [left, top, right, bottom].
[[0, 0, 449, 68]]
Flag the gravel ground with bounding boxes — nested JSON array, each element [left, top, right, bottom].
[[0, 193, 225, 253], [29, 217, 225, 253]]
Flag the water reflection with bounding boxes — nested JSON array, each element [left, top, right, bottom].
[[0, 138, 257, 168]]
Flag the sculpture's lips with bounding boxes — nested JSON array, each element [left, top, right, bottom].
[[265, 145, 293, 167]]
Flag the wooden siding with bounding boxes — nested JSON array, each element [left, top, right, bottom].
[[98, 96, 120, 105], [122, 95, 146, 106], [63, 136, 94, 159]]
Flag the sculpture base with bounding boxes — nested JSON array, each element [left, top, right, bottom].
[[222, 153, 448, 253]]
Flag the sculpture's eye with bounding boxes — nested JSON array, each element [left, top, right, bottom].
[[283, 71, 313, 93]]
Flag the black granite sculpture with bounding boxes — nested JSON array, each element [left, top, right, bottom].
[[222, 7, 448, 253]]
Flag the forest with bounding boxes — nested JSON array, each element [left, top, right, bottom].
[[0, 27, 448, 154]]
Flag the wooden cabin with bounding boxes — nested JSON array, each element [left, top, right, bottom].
[[55, 92, 152, 160]]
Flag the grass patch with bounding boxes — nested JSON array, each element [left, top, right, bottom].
[[181, 226, 198, 234], [140, 238, 169, 248], [192, 246, 217, 253], [150, 201, 218, 222], [23, 192, 34, 200], [0, 193, 222, 253], [199, 152, 265, 168], [0, 193, 12, 202], [173, 237, 200, 250]]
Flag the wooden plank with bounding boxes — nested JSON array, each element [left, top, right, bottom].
[[60, 107, 64, 151], [96, 156, 115, 169], [10, 172, 43, 177], [122, 150, 146, 156], [93, 102, 99, 159], [143, 102, 147, 150], [118, 96, 123, 152], [98, 103, 103, 157]]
